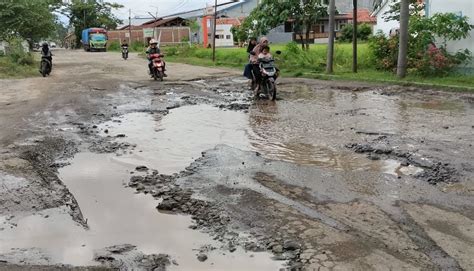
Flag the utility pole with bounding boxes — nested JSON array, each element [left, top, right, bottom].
[[352, 0, 358, 73], [128, 9, 132, 44], [397, 0, 409, 78], [326, 0, 336, 74], [212, 0, 218, 62]]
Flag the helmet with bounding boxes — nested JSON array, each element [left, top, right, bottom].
[[149, 39, 158, 45], [42, 42, 49, 47]]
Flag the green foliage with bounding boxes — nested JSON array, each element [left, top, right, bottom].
[[369, 12, 473, 76], [383, 0, 424, 22], [130, 41, 146, 52], [108, 41, 120, 51], [338, 23, 373, 42], [240, 0, 328, 49], [61, 0, 123, 47], [0, 38, 38, 78], [0, 0, 56, 43]]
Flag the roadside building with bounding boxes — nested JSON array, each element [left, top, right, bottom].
[[109, 17, 191, 46], [266, 9, 376, 44]]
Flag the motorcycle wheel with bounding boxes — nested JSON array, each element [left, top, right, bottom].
[[268, 81, 276, 101], [41, 61, 48, 77], [158, 70, 164, 81], [153, 69, 158, 81]]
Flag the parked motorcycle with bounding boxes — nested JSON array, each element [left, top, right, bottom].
[[40, 56, 52, 77], [121, 45, 128, 60], [149, 53, 165, 81]]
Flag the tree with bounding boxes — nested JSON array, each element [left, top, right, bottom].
[[0, 0, 57, 45], [396, 0, 409, 78], [60, 0, 123, 47], [240, 0, 328, 50], [382, 0, 424, 22], [326, 0, 336, 73]]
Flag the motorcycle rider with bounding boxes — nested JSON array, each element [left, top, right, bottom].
[[146, 39, 167, 77], [39, 42, 52, 73], [121, 39, 129, 59], [249, 37, 269, 93]]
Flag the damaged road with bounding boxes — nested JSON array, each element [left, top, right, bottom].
[[1, 49, 474, 270]]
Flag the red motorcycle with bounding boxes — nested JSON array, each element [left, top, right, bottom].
[[149, 53, 165, 81]]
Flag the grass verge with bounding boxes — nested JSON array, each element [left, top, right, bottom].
[[161, 43, 474, 92], [0, 56, 39, 79]]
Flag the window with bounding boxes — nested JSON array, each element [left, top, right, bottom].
[[226, 35, 231, 40], [284, 21, 293, 33]]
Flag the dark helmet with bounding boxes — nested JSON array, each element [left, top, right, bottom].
[[42, 42, 49, 47]]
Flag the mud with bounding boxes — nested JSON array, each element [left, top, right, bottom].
[[1, 49, 474, 270]]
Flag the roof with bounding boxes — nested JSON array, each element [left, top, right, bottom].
[[216, 17, 244, 26], [346, 8, 377, 23], [118, 17, 187, 30]]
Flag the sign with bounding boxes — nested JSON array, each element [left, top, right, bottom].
[[125, 32, 130, 38], [143, 28, 154, 38], [204, 5, 214, 16]]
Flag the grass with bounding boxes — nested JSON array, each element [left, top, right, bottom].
[[0, 55, 39, 79], [160, 43, 474, 92]]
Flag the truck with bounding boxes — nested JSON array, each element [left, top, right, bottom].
[[81, 28, 108, 52]]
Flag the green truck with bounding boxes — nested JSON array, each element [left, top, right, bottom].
[[82, 28, 108, 52]]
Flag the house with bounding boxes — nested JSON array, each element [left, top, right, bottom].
[[426, 0, 474, 72], [215, 18, 243, 47], [372, 0, 424, 36], [266, 9, 376, 44], [109, 17, 191, 46]]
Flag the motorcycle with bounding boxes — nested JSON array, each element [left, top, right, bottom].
[[149, 53, 165, 81], [121, 45, 129, 60], [250, 50, 281, 101], [40, 56, 52, 77]]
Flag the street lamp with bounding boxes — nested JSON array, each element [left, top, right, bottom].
[[212, 0, 239, 62]]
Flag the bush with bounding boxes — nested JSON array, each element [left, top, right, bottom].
[[130, 41, 146, 52], [339, 23, 373, 42], [108, 41, 120, 51], [368, 12, 473, 76], [17, 53, 35, 65]]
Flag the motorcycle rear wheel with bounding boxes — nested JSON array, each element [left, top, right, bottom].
[[158, 70, 164, 81], [41, 61, 48, 77], [268, 81, 276, 101]]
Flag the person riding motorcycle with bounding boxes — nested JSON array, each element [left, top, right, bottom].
[[249, 37, 269, 92], [146, 39, 166, 77], [39, 42, 52, 73]]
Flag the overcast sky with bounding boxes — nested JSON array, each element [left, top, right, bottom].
[[112, 0, 238, 20]]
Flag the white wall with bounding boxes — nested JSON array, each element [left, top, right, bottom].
[[428, 0, 474, 69], [373, 1, 399, 36], [215, 24, 234, 47]]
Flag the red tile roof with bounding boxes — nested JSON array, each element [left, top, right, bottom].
[[346, 8, 377, 24], [216, 17, 243, 26]]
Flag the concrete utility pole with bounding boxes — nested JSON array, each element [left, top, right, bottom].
[[352, 0, 358, 73], [397, 0, 409, 78], [212, 0, 239, 62], [212, 0, 218, 62], [326, 0, 336, 74], [128, 9, 132, 44]]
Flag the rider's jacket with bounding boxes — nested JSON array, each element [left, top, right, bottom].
[[146, 46, 161, 60]]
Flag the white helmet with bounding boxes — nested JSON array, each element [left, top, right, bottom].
[[149, 39, 158, 45]]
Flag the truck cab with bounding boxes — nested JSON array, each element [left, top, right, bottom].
[[82, 28, 108, 52]]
